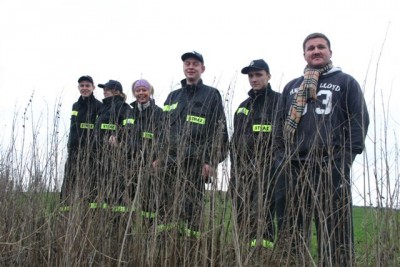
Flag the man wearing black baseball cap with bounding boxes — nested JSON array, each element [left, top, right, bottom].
[[230, 59, 280, 249], [61, 75, 103, 206], [154, 51, 228, 239]]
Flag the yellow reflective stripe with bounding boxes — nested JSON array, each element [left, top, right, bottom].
[[262, 240, 274, 248], [163, 102, 178, 112], [181, 227, 201, 239], [71, 110, 78, 116], [236, 107, 249, 115], [157, 223, 178, 233], [123, 118, 135, 125], [141, 210, 156, 218], [112, 206, 127, 212], [142, 132, 154, 139], [252, 124, 272, 132], [80, 123, 94, 129], [59, 206, 70, 212], [186, 115, 206, 125], [101, 123, 116, 130], [89, 203, 109, 209], [250, 239, 274, 248]]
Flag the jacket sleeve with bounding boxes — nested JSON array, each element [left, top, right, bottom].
[[116, 104, 133, 144], [344, 78, 369, 155], [208, 91, 229, 164], [230, 104, 254, 160], [150, 106, 164, 161], [154, 95, 173, 163], [67, 103, 78, 153], [272, 88, 288, 163]]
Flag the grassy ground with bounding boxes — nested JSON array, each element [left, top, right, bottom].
[[1, 190, 399, 266]]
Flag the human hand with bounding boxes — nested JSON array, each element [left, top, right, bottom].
[[108, 135, 118, 147], [152, 160, 159, 169], [202, 164, 214, 182]]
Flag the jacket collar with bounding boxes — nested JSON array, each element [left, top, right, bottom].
[[102, 95, 124, 105], [181, 78, 204, 92], [130, 99, 154, 111], [78, 93, 96, 103], [247, 84, 271, 99]]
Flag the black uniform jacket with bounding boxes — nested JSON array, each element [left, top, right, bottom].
[[93, 95, 132, 150], [129, 99, 163, 161], [67, 93, 102, 154], [161, 79, 228, 165], [231, 85, 281, 170]]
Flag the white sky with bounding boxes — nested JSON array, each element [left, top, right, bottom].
[[1, 0, 399, 206]]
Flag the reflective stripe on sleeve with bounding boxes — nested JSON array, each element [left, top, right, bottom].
[[123, 118, 135, 125], [236, 107, 249, 115], [163, 102, 178, 112], [71, 110, 78, 116]]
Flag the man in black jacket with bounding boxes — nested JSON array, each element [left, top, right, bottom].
[[275, 33, 369, 266], [154, 51, 228, 238], [61, 75, 102, 205], [230, 59, 280, 251]]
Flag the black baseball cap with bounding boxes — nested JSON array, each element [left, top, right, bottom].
[[78, 75, 94, 84], [181, 51, 204, 64], [241, 59, 270, 74], [98, 80, 123, 92]]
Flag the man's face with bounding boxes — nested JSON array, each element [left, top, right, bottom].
[[183, 58, 205, 84], [303, 37, 332, 68], [248, 70, 271, 90], [78, 81, 95, 98], [133, 86, 151, 104]]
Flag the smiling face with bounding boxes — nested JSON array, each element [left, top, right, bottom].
[[303, 37, 332, 68], [78, 81, 95, 98], [133, 86, 151, 104], [183, 58, 205, 85], [247, 69, 271, 91]]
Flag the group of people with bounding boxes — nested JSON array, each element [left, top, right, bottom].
[[61, 32, 369, 266]]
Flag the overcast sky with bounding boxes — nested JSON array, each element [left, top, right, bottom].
[[1, 0, 399, 205]]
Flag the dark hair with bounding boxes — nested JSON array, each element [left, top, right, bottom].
[[303, 33, 331, 51]]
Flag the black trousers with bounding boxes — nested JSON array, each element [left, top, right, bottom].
[[275, 156, 354, 266], [230, 164, 276, 243], [159, 159, 205, 232], [61, 151, 96, 204], [92, 146, 129, 206]]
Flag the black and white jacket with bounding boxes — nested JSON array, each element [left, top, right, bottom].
[[276, 67, 369, 161]]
